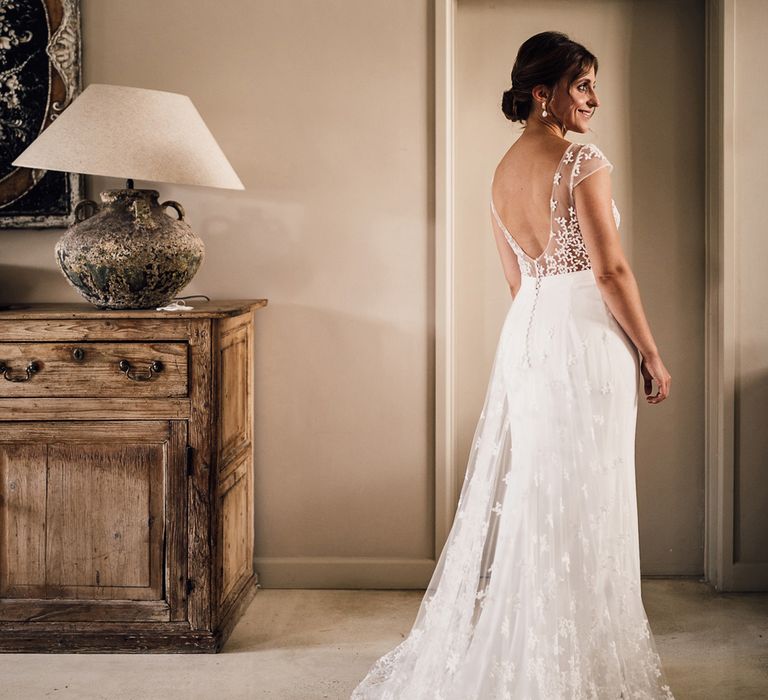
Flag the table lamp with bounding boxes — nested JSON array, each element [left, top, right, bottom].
[[12, 83, 244, 309]]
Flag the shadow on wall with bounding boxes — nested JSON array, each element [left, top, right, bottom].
[[0, 264, 77, 307], [195, 197, 294, 298], [626, 0, 705, 577], [92, 179, 293, 301], [734, 360, 768, 564], [250, 300, 434, 569]]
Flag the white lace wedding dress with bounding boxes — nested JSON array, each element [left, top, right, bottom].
[[350, 142, 675, 699]]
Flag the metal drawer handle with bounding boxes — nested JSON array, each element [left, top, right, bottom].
[[0, 360, 40, 382], [118, 359, 164, 381]]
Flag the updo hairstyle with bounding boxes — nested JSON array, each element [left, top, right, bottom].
[[501, 31, 597, 123]]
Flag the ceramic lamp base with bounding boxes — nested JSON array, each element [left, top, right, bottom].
[[56, 188, 204, 310]]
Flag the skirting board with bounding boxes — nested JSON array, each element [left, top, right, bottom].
[[253, 557, 437, 589]]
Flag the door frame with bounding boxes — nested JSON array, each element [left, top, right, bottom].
[[434, 0, 739, 589]]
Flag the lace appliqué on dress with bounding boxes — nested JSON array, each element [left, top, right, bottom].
[[490, 142, 620, 279]]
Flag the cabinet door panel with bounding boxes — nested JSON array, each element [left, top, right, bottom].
[[218, 453, 252, 608], [0, 421, 186, 623], [45, 443, 162, 594], [218, 322, 250, 468], [0, 443, 47, 593]]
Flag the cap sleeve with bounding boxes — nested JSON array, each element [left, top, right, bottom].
[[571, 143, 613, 189]]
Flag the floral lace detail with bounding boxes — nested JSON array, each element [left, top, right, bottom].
[[490, 142, 619, 279]]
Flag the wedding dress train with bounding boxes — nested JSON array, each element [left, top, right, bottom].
[[350, 142, 675, 699]]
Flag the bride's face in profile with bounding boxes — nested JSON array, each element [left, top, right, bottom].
[[537, 65, 600, 134]]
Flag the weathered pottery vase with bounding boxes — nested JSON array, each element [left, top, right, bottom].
[[55, 189, 204, 309]]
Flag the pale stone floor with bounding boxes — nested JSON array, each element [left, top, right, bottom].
[[1, 579, 766, 699]]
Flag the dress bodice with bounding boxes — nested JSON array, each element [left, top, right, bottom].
[[490, 142, 620, 279]]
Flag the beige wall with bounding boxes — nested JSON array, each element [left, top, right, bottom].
[[0, 0, 434, 587], [455, 0, 705, 575], [734, 0, 768, 566]]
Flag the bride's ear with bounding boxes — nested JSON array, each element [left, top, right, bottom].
[[530, 85, 549, 104]]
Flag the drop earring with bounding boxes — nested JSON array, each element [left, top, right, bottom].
[[541, 101, 548, 117]]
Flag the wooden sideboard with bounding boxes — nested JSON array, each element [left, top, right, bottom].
[[0, 300, 266, 652]]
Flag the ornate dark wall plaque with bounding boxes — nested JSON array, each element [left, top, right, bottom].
[[0, 0, 82, 228]]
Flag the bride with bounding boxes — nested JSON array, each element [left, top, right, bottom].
[[351, 31, 674, 699]]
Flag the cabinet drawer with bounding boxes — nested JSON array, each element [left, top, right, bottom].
[[0, 342, 187, 398]]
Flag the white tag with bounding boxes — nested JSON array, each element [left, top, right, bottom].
[[156, 301, 195, 311]]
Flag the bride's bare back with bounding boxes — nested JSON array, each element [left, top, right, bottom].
[[491, 138, 574, 260]]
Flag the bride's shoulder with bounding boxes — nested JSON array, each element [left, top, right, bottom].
[[570, 143, 615, 189]]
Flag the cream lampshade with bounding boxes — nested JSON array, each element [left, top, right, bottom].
[[12, 83, 244, 309]]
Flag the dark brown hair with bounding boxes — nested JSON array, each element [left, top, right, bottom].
[[501, 31, 597, 123]]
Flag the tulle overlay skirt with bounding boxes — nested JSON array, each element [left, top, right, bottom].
[[351, 269, 675, 699]]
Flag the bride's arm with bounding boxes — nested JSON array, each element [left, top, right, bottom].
[[573, 168, 658, 355], [490, 211, 522, 298], [574, 168, 671, 403]]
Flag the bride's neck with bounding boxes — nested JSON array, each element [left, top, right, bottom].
[[521, 117, 567, 140]]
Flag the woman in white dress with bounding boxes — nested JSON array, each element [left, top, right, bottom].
[[351, 31, 674, 699]]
